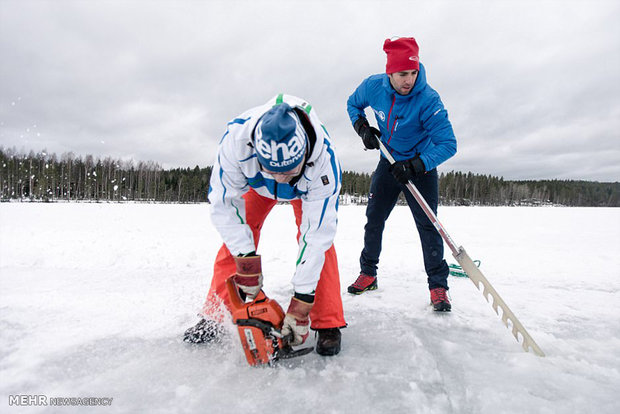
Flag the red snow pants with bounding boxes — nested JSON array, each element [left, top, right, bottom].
[[202, 188, 346, 330]]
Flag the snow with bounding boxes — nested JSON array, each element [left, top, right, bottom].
[[1, 203, 619, 413]]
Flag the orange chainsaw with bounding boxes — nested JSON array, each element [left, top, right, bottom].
[[225, 276, 314, 366]]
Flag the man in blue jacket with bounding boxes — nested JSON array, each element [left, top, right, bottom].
[[346, 37, 457, 311]]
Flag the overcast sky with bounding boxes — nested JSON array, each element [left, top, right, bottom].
[[1, 0, 619, 181]]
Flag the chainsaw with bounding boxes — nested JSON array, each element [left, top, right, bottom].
[[225, 276, 314, 366]]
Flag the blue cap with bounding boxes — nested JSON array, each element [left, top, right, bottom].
[[254, 103, 307, 172]]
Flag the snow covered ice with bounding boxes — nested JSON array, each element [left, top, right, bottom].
[[1, 203, 619, 413]]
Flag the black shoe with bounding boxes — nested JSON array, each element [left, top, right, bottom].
[[316, 328, 341, 356], [183, 318, 224, 343], [347, 274, 378, 295]]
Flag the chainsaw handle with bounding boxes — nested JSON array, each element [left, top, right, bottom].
[[225, 276, 267, 309], [270, 329, 293, 344], [281, 332, 294, 345], [225, 276, 245, 308]]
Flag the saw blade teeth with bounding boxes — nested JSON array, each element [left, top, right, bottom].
[[456, 250, 545, 357]]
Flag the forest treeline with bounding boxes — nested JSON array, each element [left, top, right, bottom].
[[1, 148, 618, 206], [0, 148, 209, 203]]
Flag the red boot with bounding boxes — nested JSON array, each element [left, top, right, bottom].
[[430, 287, 451, 312], [347, 274, 378, 295]]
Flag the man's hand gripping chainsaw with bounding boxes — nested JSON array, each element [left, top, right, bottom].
[[226, 276, 314, 366]]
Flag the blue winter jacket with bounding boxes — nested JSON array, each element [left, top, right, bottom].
[[347, 63, 457, 170]]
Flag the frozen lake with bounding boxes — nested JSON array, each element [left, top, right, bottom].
[[1, 203, 619, 413]]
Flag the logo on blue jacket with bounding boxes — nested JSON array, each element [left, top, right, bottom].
[[373, 108, 386, 122]]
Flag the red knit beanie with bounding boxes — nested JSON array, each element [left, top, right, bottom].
[[383, 37, 420, 74]]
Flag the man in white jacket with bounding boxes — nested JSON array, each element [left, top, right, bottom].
[[184, 94, 345, 356]]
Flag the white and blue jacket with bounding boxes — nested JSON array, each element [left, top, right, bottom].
[[208, 94, 341, 294], [347, 63, 457, 170]]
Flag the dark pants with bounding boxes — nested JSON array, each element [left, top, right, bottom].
[[360, 157, 449, 290]]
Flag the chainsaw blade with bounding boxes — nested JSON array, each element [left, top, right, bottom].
[[273, 344, 314, 361]]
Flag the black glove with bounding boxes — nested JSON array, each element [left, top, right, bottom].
[[353, 117, 381, 150], [389, 155, 426, 184]]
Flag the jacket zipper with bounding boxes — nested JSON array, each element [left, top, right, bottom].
[[386, 95, 397, 146]]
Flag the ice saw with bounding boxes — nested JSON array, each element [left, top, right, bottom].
[[226, 276, 314, 366]]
